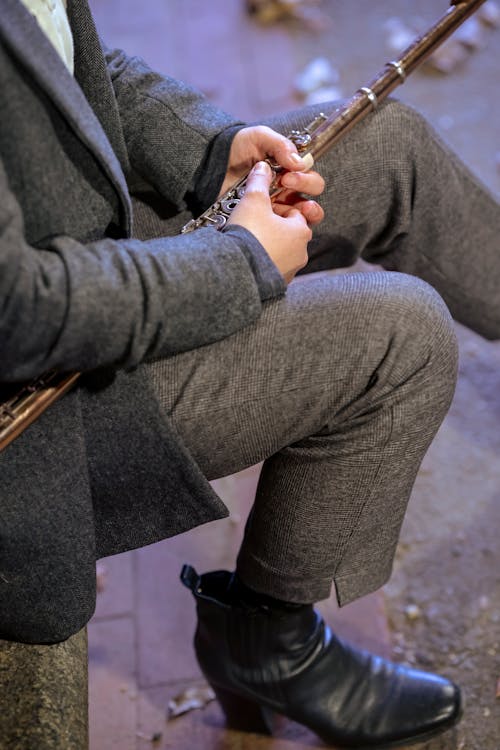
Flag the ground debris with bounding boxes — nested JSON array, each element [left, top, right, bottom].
[[479, 0, 500, 27], [383, 16, 466, 74], [95, 562, 108, 593], [303, 85, 343, 106], [136, 731, 163, 744], [245, 0, 330, 31], [293, 56, 342, 104], [425, 40, 470, 74], [479, 595, 490, 610], [167, 685, 216, 719], [383, 13, 493, 75], [294, 57, 338, 95], [383, 17, 416, 53], [404, 603, 422, 622], [453, 16, 485, 50], [496, 678, 500, 699]]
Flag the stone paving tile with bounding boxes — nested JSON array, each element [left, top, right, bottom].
[[93, 550, 135, 620], [88, 617, 138, 750]]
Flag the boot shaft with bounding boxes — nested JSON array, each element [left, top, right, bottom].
[[181, 564, 327, 678]]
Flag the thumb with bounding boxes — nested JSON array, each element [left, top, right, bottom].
[[244, 161, 273, 195]]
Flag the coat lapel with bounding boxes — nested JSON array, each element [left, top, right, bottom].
[[0, 0, 131, 229]]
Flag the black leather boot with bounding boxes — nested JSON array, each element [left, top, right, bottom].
[[181, 565, 462, 749]]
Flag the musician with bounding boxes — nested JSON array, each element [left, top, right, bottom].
[[1, 0, 499, 746]]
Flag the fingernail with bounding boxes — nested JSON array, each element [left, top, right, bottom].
[[290, 153, 305, 168], [253, 161, 270, 175]]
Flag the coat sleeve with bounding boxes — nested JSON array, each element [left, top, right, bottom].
[[0, 157, 284, 383], [104, 48, 244, 213]]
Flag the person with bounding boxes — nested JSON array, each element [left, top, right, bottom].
[[1, 0, 499, 746]]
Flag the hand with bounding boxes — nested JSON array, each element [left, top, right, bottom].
[[227, 160, 312, 284], [220, 125, 325, 226]]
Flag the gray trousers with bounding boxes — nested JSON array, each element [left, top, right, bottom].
[[147, 100, 500, 606]]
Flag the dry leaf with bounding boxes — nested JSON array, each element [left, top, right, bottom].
[[404, 603, 422, 622], [136, 731, 163, 744], [304, 85, 343, 106], [96, 562, 108, 593], [496, 678, 500, 699], [167, 685, 216, 719], [246, 0, 329, 31], [383, 17, 416, 53], [294, 57, 339, 97], [454, 17, 485, 50], [425, 39, 470, 74], [479, 0, 500, 27]]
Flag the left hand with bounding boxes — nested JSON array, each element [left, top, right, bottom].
[[219, 125, 325, 226]]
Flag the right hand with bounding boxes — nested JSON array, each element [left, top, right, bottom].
[[226, 161, 313, 284]]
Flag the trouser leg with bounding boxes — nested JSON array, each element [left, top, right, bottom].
[[264, 99, 500, 339], [147, 270, 457, 605]]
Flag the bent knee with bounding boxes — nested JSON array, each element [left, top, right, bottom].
[[387, 271, 455, 333], [374, 271, 458, 391]]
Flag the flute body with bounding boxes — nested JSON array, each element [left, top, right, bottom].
[[0, 0, 487, 452]]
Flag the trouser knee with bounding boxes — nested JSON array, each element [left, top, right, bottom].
[[367, 272, 458, 410]]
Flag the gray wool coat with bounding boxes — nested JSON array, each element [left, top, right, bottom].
[[0, 0, 285, 643]]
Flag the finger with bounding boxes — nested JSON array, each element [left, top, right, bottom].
[[285, 207, 313, 241], [243, 160, 273, 198], [297, 199, 325, 225], [279, 169, 325, 197], [275, 146, 314, 174], [256, 126, 314, 173], [273, 199, 324, 225], [272, 203, 301, 218]]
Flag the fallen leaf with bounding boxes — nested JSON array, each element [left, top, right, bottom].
[[294, 57, 339, 97], [424, 39, 470, 74], [167, 685, 216, 719], [136, 731, 163, 744], [246, 0, 330, 31], [404, 603, 422, 622], [96, 562, 108, 593], [454, 16, 485, 50], [479, 0, 500, 27]]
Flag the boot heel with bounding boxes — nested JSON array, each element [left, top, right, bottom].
[[211, 684, 273, 734]]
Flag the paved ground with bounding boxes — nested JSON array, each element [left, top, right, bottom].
[[87, 2, 500, 748]]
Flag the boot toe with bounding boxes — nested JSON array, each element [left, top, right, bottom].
[[390, 671, 463, 742]]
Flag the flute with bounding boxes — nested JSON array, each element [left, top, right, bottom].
[[0, 0, 487, 452]]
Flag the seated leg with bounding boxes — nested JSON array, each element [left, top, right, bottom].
[[146, 267, 460, 747]]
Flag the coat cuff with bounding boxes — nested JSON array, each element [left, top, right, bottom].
[[222, 224, 286, 301], [190, 124, 245, 212]]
